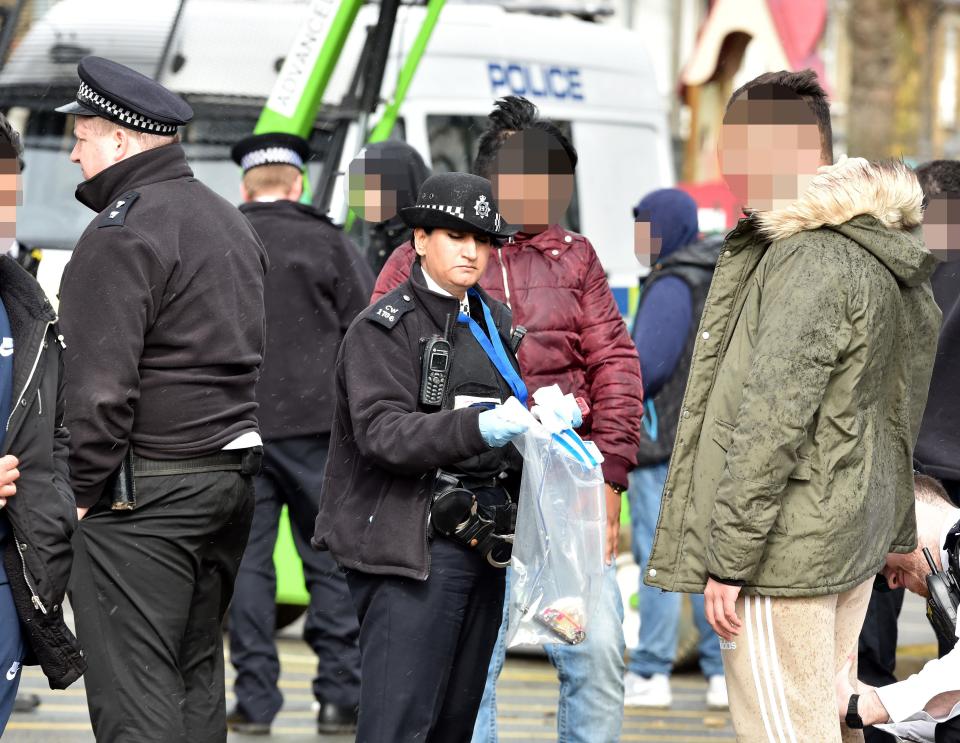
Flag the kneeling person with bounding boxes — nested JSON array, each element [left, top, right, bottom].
[[313, 173, 526, 743], [837, 474, 960, 742]]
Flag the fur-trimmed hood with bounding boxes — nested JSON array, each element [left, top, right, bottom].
[[756, 157, 936, 287]]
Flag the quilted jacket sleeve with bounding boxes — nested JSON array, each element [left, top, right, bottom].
[[707, 240, 848, 582], [579, 239, 644, 488], [371, 241, 416, 302]]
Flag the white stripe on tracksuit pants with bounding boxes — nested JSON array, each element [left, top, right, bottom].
[[720, 580, 873, 743]]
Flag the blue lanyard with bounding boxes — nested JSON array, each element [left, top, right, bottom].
[[458, 289, 528, 406]]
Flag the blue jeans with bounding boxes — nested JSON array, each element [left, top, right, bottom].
[[471, 564, 625, 743], [627, 463, 723, 678]]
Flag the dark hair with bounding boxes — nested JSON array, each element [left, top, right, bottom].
[[0, 112, 23, 173], [915, 160, 960, 199], [915, 472, 953, 508], [472, 96, 578, 179], [726, 69, 832, 163]]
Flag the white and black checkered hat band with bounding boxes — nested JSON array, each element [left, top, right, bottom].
[[240, 147, 304, 172], [416, 203, 465, 219], [76, 81, 179, 135]]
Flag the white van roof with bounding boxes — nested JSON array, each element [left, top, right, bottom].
[[1, 0, 662, 122]]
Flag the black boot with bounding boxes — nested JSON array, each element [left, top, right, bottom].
[[226, 707, 271, 736], [13, 693, 40, 713], [317, 702, 358, 734]]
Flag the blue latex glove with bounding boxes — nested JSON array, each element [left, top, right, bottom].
[[478, 407, 530, 448]]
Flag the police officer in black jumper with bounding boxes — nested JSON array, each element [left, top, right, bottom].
[[226, 132, 370, 735], [56, 57, 267, 742], [313, 172, 530, 742]]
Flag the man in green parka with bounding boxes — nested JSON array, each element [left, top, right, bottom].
[[645, 69, 941, 742]]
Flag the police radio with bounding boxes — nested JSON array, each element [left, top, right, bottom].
[[923, 546, 960, 652], [420, 336, 451, 407], [420, 314, 455, 407]]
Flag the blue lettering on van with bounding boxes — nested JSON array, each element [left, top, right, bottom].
[[487, 62, 585, 102]]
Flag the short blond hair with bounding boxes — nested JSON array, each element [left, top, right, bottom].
[[242, 164, 301, 199]]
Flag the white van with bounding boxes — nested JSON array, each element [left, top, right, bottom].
[[0, 0, 672, 308]]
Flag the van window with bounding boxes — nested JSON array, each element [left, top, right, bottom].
[[426, 114, 580, 234]]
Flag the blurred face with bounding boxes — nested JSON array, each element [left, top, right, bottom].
[[882, 549, 932, 597], [347, 148, 422, 224], [70, 117, 120, 180], [414, 227, 491, 297], [922, 194, 960, 262], [348, 171, 399, 223], [0, 151, 20, 252], [720, 96, 825, 212], [634, 215, 663, 268], [491, 130, 574, 232]]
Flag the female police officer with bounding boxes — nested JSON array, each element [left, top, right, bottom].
[[313, 172, 528, 742]]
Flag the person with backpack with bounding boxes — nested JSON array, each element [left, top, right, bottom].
[[625, 188, 727, 711]]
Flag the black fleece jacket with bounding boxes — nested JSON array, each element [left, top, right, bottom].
[[59, 145, 268, 508], [240, 200, 373, 440], [312, 261, 520, 580]]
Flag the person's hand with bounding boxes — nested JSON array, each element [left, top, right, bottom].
[[704, 577, 743, 641], [604, 483, 620, 564], [0, 455, 20, 508], [478, 407, 529, 448], [835, 654, 856, 721]]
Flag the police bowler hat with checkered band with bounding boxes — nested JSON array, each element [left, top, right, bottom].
[[230, 133, 310, 173], [56, 56, 193, 135], [400, 172, 517, 240]]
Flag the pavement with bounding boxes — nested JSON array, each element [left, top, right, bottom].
[[6, 593, 937, 742]]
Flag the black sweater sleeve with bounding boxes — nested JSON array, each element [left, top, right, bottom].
[[59, 226, 166, 508], [342, 316, 489, 475]]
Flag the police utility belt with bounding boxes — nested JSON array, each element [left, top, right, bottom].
[[108, 447, 264, 510], [421, 288, 528, 569]]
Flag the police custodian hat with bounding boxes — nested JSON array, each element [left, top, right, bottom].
[[56, 56, 193, 135], [230, 133, 310, 173], [400, 172, 518, 240]]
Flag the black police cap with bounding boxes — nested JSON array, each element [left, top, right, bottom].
[[400, 172, 518, 240], [231, 133, 310, 173], [56, 56, 193, 135]]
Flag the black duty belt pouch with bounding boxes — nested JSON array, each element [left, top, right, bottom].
[[108, 448, 136, 511], [430, 471, 515, 568]]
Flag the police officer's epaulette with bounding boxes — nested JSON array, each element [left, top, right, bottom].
[[366, 290, 415, 330], [97, 191, 140, 228]]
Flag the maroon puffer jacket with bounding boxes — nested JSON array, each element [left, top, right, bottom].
[[371, 224, 643, 488]]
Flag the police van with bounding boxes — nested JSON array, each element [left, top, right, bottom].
[[0, 0, 671, 310]]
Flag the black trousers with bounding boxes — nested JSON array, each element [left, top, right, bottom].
[[346, 538, 505, 743], [70, 468, 255, 743], [228, 435, 361, 721], [858, 586, 904, 743]]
